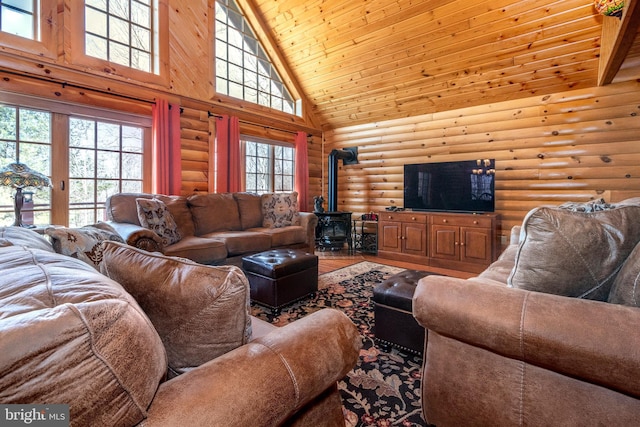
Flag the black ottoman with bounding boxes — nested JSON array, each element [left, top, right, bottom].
[[373, 269, 432, 354], [242, 249, 318, 314]]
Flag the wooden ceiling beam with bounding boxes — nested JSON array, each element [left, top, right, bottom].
[[598, 0, 640, 85]]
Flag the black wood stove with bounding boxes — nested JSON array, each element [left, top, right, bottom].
[[314, 148, 358, 251], [315, 211, 352, 251]]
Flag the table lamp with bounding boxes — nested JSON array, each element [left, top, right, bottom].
[[0, 162, 52, 227]]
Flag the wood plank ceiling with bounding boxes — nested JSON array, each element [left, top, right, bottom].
[[250, 0, 606, 130]]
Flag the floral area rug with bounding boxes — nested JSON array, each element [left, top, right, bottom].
[[250, 261, 428, 427]]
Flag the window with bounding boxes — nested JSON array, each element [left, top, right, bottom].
[[85, 0, 156, 73], [68, 118, 144, 226], [244, 140, 294, 193], [0, 105, 52, 226], [215, 0, 297, 115], [0, 0, 36, 39], [0, 94, 151, 227]]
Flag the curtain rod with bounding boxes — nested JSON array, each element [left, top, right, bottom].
[[1, 69, 156, 105], [207, 111, 311, 137]]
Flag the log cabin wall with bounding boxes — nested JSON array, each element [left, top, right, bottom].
[[0, 0, 322, 210], [323, 79, 640, 245]]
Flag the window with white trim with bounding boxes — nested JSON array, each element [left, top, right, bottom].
[[0, 0, 37, 39], [215, 0, 298, 115], [244, 139, 294, 193]]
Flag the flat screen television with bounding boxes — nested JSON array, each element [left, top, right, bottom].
[[404, 159, 495, 213]]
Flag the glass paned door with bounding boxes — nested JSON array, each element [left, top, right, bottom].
[[69, 117, 143, 226]]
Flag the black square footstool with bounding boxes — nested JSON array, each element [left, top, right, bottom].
[[373, 269, 432, 354], [242, 249, 318, 314]]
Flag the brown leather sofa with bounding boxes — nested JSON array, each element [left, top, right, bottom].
[[413, 199, 640, 425], [105, 192, 318, 265], [0, 226, 361, 427]]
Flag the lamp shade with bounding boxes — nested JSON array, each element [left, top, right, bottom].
[[0, 163, 52, 189], [594, 0, 624, 17]]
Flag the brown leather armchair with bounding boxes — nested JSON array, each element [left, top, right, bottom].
[[0, 227, 361, 427], [413, 209, 640, 426]]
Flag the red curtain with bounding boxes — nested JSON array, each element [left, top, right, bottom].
[[152, 99, 182, 195], [215, 115, 241, 193], [295, 131, 309, 212]]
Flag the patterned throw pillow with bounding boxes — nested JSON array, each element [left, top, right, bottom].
[[45, 223, 124, 268], [136, 198, 181, 245], [261, 192, 300, 228]]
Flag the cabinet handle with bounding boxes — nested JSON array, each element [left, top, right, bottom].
[[455, 241, 459, 245], [460, 242, 465, 246], [442, 219, 447, 223], [388, 216, 392, 219], [473, 220, 478, 224]]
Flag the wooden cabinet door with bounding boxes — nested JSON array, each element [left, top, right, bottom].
[[402, 222, 427, 256], [379, 221, 402, 252], [430, 224, 459, 260], [460, 226, 492, 264]]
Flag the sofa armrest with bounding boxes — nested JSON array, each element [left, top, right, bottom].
[[105, 221, 164, 252], [143, 309, 361, 426], [299, 212, 319, 253], [413, 275, 640, 398]]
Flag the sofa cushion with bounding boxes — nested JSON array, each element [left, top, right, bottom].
[[262, 192, 300, 228], [608, 242, 640, 307], [136, 197, 182, 245], [99, 241, 252, 373], [249, 225, 306, 247], [204, 230, 272, 255], [157, 194, 196, 237], [0, 245, 166, 427], [163, 235, 228, 264], [189, 193, 242, 235], [507, 204, 640, 300], [107, 193, 194, 235], [45, 223, 124, 268], [234, 192, 263, 229]]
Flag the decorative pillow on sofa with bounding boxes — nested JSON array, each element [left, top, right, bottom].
[[136, 197, 181, 245], [45, 223, 124, 268], [608, 242, 640, 307], [261, 192, 300, 228], [507, 204, 640, 300], [98, 241, 253, 374]]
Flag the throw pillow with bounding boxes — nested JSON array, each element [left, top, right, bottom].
[[45, 223, 125, 268], [261, 192, 300, 228], [98, 241, 252, 374], [557, 198, 615, 212], [608, 242, 640, 307], [507, 204, 640, 300], [136, 198, 181, 245]]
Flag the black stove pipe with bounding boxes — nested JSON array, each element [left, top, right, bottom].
[[328, 148, 358, 212]]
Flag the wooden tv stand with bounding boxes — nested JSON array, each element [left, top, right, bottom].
[[377, 210, 500, 274]]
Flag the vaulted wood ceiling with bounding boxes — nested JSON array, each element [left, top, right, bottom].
[[250, 0, 637, 131]]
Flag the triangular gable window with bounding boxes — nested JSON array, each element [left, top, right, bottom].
[[215, 0, 298, 115]]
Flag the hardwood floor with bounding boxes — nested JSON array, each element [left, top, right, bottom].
[[316, 249, 474, 279]]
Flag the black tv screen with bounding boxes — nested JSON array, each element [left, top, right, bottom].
[[404, 159, 495, 213]]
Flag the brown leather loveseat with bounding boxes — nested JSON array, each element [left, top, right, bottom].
[[105, 191, 318, 265], [413, 199, 640, 425], [0, 226, 361, 426]]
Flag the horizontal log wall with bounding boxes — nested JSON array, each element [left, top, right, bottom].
[[323, 80, 640, 245], [178, 98, 322, 210]]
